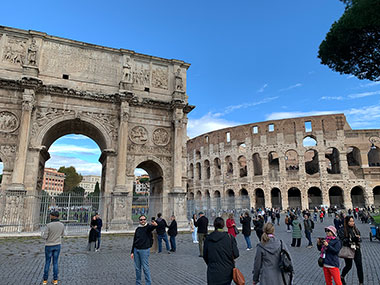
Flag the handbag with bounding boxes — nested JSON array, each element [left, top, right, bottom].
[[317, 257, 324, 267], [228, 234, 245, 285], [234, 226, 239, 235], [338, 246, 355, 259]]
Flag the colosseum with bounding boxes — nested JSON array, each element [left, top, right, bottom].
[[186, 113, 380, 214]]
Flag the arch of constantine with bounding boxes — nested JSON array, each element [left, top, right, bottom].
[[0, 26, 193, 231], [187, 114, 380, 213]]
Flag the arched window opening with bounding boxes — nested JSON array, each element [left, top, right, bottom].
[[368, 146, 380, 167], [204, 160, 210, 179], [329, 187, 344, 209], [226, 189, 235, 210], [189, 163, 194, 179], [271, 188, 282, 209], [255, 188, 265, 209], [239, 188, 250, 209], [196, 191, 202, 210], [196, 162, 201, 180], [351, 186, 365, 208], [303, 136, 317, 147], [238, 156, 247, 177], [268, 152, 279, 171], [285, 150, 299, 171], [325, 147, 341, 174], [214, 190, 221, 210], [374, 186, 380, 207], [308, 187, 322, 209], [288, 187, 301, 209], [305, 149, 319, 175], [196, 150, 201, 160], [252, 153, 262, 176], [347, 147, 361, 167], [225, 156, 233, 177], [214, 158, 221, 176]]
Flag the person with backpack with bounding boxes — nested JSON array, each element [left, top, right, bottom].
[[317, 226, 342, 285], [253, 223, 292, 285], [304, 214, 314, 248]]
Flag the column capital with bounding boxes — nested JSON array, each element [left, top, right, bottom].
[[22, 89, 36, 111]]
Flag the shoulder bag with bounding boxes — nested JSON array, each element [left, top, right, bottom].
[[338, 246, 355, 259], [228, 234, 245, 285]]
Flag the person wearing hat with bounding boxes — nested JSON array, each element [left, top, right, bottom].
[[317, 225, 342, 285], [194, 211, 209, 257], [41, 211, 65, 285]]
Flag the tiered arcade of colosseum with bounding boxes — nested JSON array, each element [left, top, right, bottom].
[[186, 114, 380, 213]]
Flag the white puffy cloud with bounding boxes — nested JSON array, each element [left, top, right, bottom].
[[187, 113, 240, 138], [49, 144, 101, 155], [45, 155, 101, 176], [265, 110, 337, 121]]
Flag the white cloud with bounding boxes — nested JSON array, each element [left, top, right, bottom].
[[215, 97, 279, 117], [265, 110, 337, 121], [49, 144, 101, 155], [62, 134, 91, 140], [348, 90, 380, 99], [320, 96, 345, 100], [187, 113, 240, 138], [278, 83, 302, 92], [346, 75, 355, 79], [135, 168, 148, 176], [45, 155, 101, 176], [257, 83, 268, 93]]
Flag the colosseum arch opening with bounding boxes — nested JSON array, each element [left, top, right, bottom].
[[196, 162, 201, 180], [239, 188, 250, 210], [268, 151, 280, 181], [226, 189, 235, 210], [214, 158, 222, 177], [351, 186, 365, 208], [368, 146, 380, 167], [271, 188, 282, 209], [325, 147, 341, 174], [189, 163, 194, 179], [225, 156, 233, 177], [308, 187, 322, 209], [374, 186, 380, 207], [214, 190, 221, 210], [238, 156, 247, 177], [347, 146, 361, 166], [305, 149, 320, 175], [255, 188, 265, 209], [288, 187, 301, 209], [329, 186, 344, 208], [204, 160, 211, 180], [303, 135, 317, 147], [285, 150, 299, 171], [187, 192, 195, 217], [252, 153, 262, 176], [195, 191, 203, 210]]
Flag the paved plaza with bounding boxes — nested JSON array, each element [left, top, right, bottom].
[[0, 215, 379, 285]]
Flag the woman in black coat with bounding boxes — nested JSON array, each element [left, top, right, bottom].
[[203, 217, 239, 285], [240, 211, 252, 250], [253, 215, 264, 242]]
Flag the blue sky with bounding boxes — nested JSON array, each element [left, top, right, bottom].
[[1, 1, 379, 176]]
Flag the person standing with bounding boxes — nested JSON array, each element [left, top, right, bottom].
[[253, 215, 264, 242], [226, 213, 237, 237], [131, 215, 157, 285], [240, 211, 252, 250], [317, 226, 342, 285], [203, 217, 239, 285], [190, 213, 198, 243], [338, 216, 364, 285], [253, 223, 292, 285], [42, 211, 65, 285], [291, 215, 302, 247], [276, 210, 281, 226], [304, 214, 313, 248], [95, 213, 102, 252], [155, 213, 171, 253], [194, 211, 209, 257], [168, 215, 177, 252], [88, 215, 98, 251]]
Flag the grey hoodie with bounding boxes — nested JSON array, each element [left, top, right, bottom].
[[253, 236, 292, 285]]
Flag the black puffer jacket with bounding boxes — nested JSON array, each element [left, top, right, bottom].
[[203, 231, 239, 285], [240, 216, 252, 236]]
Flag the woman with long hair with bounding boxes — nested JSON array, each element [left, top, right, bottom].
[[203, 217, 239, 285], [240, 211, 252, 250], [337, 216, 363, 285], [226, 213, 237, 237], [253, 223, 292, 285], [253, 215, 264, 241], [190, 213, 198, 243]]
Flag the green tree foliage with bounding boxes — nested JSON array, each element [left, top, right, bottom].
[[318, 0, 380, 81], [0, 174, 2, 184], [139, 177, 149, 183], [58, 166, 82, 192]]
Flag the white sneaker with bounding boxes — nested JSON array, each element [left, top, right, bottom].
[[246, 248, 250, 251]]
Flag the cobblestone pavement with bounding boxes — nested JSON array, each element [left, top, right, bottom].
[[0, 215, 379, 285]]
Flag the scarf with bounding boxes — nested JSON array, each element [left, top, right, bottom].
[[320, 235, 336, 258]]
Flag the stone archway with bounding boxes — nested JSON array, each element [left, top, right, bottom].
[[374, 186, 380, 207], [226, 189, 235, 210], [288, 187, 301, 209], [271, 188, 282, 209], [329, 186, 344, 208], [308, 187, 322, 209], [239, 188, 250, 210], [255, 188, 265, 209], [351, 186, 365, 208]]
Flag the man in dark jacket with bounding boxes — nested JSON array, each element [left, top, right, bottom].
[[253, 215, 264, 241], [156, 213, 171, 253], [240, 212, 252, 250], [203, 217, 239, 285], [304, 214, 313, 248], [131, 215, 157, 285], [194, 211, 209, 257], [167, 215, 177, 252], [95, 213, 103, 251]]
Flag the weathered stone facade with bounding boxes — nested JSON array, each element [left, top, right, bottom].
[[0, 26, 193, 231], [187, 114, 380, 211]]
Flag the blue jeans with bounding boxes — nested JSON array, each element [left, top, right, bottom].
[[43, 244, 61, 281], [244, 235, 252, 249], [305, 230, 313, 246], [169, 235, 176, 251], [157, 233, 170, 252], [96, 230, 101, 249], [134, 248, 151, 285]]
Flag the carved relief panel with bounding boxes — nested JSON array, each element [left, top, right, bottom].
[[2, 36, 27, 66], [152, 65, 168, 89], [133, 61, 150, 86], [153, 128, 170, 146], [0, 111, 19, 133], [129, 126, 148, 144]]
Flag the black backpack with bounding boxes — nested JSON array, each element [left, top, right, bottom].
[[279, 240, 293, 284]]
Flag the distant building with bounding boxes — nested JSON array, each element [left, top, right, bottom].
[[42, 168, 65, 196], [134, 175, 150, 195], [79, 175, 101, 194]]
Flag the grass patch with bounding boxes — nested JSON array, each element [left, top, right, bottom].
[[374, 215, 380, 224]]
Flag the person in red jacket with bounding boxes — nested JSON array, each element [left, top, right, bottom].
[[226, 213, 237, 237]]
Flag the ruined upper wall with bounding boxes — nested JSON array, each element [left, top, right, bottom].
[[187, 113, 352, 152], [0, 26, 190, 102]]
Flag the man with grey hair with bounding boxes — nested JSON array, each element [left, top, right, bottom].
[[42, 211, 65, 285]]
